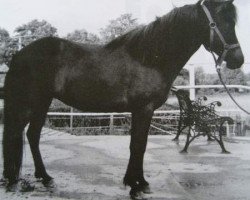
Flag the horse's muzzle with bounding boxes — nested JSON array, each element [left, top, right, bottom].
[[225, 47, 244, 69]]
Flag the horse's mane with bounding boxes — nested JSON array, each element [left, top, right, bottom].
[[105, 0, 237, 51], [105, 4, 197, 50]]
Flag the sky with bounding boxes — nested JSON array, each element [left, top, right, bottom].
[[0, 0, 250, 73]]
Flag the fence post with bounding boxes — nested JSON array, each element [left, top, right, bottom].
[[189, 66, 195, 100], [110, 114, 114, 135], [70, 107, 74, 132], [226, 121, 230, 137]]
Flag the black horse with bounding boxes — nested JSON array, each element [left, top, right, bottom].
[[2, 0, 244, 199]]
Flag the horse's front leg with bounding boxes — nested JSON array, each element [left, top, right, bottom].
[[124, 106, 153, 199]]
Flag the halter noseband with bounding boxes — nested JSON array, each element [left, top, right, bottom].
[[200, 0, 240, 66]]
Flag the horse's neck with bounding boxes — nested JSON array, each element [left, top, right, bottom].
[[156, 7, 202, 71], [163, 31, 202, 79]]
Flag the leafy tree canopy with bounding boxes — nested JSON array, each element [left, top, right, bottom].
[[218, 65, 246, 86], [100, 14, 138, 43], [0, 28, 11, 65], [173, 69, 189, 86], [66, 29, 100, 44], [15, 19, 57, 46], [0, 28, 10, 41]]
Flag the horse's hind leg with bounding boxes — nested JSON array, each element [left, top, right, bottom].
[[26, 97, 53, 185], [124, 106, 153, 199]]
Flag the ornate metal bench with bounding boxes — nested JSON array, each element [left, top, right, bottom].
[[171, 87, 233, 153]]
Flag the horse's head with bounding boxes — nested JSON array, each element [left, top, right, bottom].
[[198, 0, 244, 69]]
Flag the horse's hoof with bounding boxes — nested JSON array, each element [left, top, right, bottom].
[[6, 182, 17, 192], [172, 138, 179, 142], [222, 150, 230, 154], [130, 190, 147, 200], [42, 179, 56, 188], [20, 180, 35, 192], [180, 150, 188, 154], [141, 185, 152, 194]]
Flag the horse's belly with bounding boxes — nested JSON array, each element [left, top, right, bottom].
[[55, 85, 130, 112], [55, 81, 169, 113], [59, 98, 129, 112]]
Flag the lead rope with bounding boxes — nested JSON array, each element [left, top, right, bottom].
[[210, 51, 250, 115]]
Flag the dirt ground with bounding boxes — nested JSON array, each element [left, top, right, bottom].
[[1, 128, 250, 200]]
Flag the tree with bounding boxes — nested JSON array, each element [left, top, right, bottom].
[[0, 28, 9, 40], [66, 29, 100, 44], [173, 69, 189, 86], [0, 28, 16, 65], [219, 66, 246, 86], [15, 19, 57, 46], [0, 28, 10, 64], [100, 14, 138, 43], [217, 66, 246, 92], [195, 67, 206, 85], [245, 73, 250, 86], [195, 67, 210, 95]]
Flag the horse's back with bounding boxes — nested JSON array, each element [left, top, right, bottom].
[[6, 37, 93, 90], [9, 37, 99, 69]]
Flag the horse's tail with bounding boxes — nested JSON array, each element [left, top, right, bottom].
[[3, 59, 30, 184], [3, 106, 24, 184]]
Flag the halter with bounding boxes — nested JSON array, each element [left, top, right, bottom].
[[200, 0, 240, 67]]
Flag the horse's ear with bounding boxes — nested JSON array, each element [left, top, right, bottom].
[[197, 0, 203, 5]]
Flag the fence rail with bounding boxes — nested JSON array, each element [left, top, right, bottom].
[[176, 85, 250, 90], [47, 110, 180, 116]]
